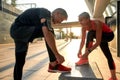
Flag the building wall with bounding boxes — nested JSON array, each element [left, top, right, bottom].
[[0, 11, 16, 43], [0, 2, 21, 43], [85, 0, 117, 50], [109, 27, 117, 49]]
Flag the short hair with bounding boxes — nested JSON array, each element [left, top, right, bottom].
[[78, 12, 90, 19], [52, 8, 68, 18]]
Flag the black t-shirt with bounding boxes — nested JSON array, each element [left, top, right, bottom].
[[15, 8, 51, 27], [11, 8, 53, 42]]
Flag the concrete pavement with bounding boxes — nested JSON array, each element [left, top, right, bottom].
[[0, 39, 120, 80]]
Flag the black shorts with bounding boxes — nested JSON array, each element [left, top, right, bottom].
[[28, 26, 44, 42]]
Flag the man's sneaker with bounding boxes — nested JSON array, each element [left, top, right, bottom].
[[75, 58, 88, 66], [109, 77, 118, 80], [48, 64, 71, 73]]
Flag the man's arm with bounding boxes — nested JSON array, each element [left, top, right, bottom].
[[42, 26, 58, 55], [41, 18, 59, 55], [42, 26, 64, 63]]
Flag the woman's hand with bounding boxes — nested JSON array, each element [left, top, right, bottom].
[[77, 51, 82, 58], [81, 50, 89, 59]]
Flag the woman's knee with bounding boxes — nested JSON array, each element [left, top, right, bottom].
[[87, 31, 95, 41]]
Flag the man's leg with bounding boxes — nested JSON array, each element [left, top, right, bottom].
[[45, 40, 71, 72], [45, 41, 57, 62], [45, 40, 58, 69], [14, 41, 29, 80]]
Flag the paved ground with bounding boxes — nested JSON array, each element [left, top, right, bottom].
[[0, 39, 120, 80]]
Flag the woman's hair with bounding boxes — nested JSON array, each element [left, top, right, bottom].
[[52, 8, 68, 18], [78, 12, 90, 19]]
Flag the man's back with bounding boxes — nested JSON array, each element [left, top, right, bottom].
[[15, 8, 51, 26]]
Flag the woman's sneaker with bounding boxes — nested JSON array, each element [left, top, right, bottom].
[[48, 64, 71, 73], [75, 58, 88, 66]]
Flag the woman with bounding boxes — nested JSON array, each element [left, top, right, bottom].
[[75, 12, 117, 80]]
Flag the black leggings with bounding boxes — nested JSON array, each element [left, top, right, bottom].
[[86, 30, 115, 70]]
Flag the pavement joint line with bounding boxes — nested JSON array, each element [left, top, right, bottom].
[[23, 58, 49, 80]]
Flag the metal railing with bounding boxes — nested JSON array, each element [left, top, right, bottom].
[[0, 1, 20, 16], [0, 1, 36, 16]]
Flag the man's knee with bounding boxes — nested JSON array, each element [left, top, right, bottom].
[[15, 52, 27, 66], [15, 41, 29, 53]]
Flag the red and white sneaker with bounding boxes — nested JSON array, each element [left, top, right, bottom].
[[75, 58, 88, 66], [48, 64, 71, 73], [108, 77, 118, 80]]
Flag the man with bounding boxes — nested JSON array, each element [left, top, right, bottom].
[[10, 8, 71, 80], [75, 12, 117, 80]]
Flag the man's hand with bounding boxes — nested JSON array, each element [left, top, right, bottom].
[[55, 54, 65, 64], [77, 51, 82, 58]]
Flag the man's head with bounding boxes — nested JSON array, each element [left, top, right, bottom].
[[78, 12, 90, 27], [52, 8, 68, 24]]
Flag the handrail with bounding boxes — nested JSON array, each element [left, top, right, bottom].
[[0, 1, 21, 16]]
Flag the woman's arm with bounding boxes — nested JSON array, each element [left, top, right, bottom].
[[82, 21, 102, 59], [89, 21, 102, 52], [78, 27, 86, 53]]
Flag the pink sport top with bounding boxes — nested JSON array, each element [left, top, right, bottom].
[[91, 20, 112, 33]]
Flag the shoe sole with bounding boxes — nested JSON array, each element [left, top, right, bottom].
[[48, 70, 58, 73], [75, 62, 89, 66], [48, 70, 71, 73]]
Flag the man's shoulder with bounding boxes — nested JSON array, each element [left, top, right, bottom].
[[21, 8, 51, 18], [22, 8, 50, 14], [37, 7, 49, 10]]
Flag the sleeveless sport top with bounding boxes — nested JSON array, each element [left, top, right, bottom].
[[91, 20, 112, 33]]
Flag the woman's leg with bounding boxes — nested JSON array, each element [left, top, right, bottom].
[[100, 42, 115, 69], [14, 41, 29, 80], [100, 32, 117, 79], [100, 42, 117, 79], [75, 30, 95, 65], [83, 30, 95, 58], [86, 30, 95, 49]]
